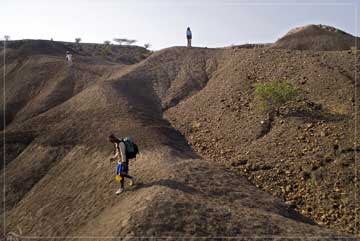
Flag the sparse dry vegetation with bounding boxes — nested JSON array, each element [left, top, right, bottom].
[[113, 38, 137, 45]]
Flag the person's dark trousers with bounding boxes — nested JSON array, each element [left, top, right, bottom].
[[119, 162, 133, 189], [119, 173, 133, 188], [187, 37, 192, 47], [120, 176, 125, 189], [121, 172, 133, 179]]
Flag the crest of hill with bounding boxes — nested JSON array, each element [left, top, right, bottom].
[[0, 39, 151, 130], [273, 24, 359, 51], [5, 39, 150, 64]]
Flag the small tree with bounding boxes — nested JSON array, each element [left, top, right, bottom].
[[104, 40, 111, 45], [255, 80, 299, 116], [113, 38, 127, 45], [113, 38, 136, 45], [4, 35, 10, 41], [125, 39, 137, 45], [144, 43, 151, 49], [75, 38, 81, 44]]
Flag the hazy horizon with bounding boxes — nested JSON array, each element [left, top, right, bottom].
[[2, 0, 359, 50]]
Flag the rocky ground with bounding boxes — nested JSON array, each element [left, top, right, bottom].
[[1, 24, 359, 239], [165, 47, 359, 235]]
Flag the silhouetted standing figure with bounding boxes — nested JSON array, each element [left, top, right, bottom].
[[186, 27, 192, 47]]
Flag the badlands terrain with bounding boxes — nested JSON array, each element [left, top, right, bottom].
[[1, 24, 359, 240]]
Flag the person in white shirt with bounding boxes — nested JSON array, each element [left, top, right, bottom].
[[186, 27, 192, 47], [65, 51, 73, 66]]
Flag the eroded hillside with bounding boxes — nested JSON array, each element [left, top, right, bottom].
[[165, 47, 360, 234], [0, 36, 357, 241]]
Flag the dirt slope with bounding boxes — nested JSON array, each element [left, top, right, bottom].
[[1, 36, 357, 240], [0, 40, 150, 129], [165, 47, 359, 235], [273, 24, 359, 51]]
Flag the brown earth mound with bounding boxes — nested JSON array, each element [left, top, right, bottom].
[[0, 37, 358, 240], [273, 24, 359, 51], [165, 47, 359, 235]]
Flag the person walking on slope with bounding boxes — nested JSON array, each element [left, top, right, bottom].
[[65, 51, 72, 66], [108, 134, 136, 194], [186, 27, 192, 47]]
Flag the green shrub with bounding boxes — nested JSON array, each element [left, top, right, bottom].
[[255, 80, 299, 113]]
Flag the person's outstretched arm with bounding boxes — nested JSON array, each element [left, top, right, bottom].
[[110, 143, 119, 162]]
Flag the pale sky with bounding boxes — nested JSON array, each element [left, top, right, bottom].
[[1, 0, 359, 50]]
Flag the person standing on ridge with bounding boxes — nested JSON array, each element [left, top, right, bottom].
[[108, 134, 136, 195], [65, 51, 72, 66], [186, 27, 192, 47]]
